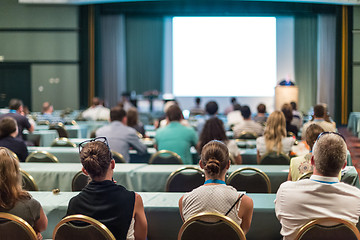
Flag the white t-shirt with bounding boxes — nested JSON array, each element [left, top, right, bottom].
[[256, 136, 295, 157]]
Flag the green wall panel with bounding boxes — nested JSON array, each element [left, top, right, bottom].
[[354, 33, 360, 62], [353, 66, 360, 112], [31, 64, 79, 112], [0, 32, 78, 61], [354, 6, 360, 30]]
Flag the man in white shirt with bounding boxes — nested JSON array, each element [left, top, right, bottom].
[[275, 132, 360, 240], [82, 97, 110, 121], [233, 105, 263, 137]]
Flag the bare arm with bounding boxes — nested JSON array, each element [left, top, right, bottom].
[[234, 154, 243, 165], [287, 166, 292, 181], [178, 196, 185, 222], [133, 193, 147, 240], [28, 124, 35, 133], [237, 195, 254, 234], [256, 150, 261, 164], [33, 207, 48, 233]]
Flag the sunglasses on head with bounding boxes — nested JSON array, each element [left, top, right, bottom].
[[78, 137, 113, 159], [316, 131, 346, 142]]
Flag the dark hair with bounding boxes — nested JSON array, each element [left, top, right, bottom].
[[0, 117, 17, 138], [92, 97, 100, 106], [166, 105, 183, 121], [240, 105, 251, 119], [201, 140, 229, 177], [233, 104, 241, 111], [305, 124, 324, 150], [110, 106, 126, 122], [197, 117, 227, 154], [80, 141, 112, 179], [231, 97, 237, 104], [313, 105, 325, 118], [127, 107, 139, 127], [257, 103, 266, 114], [290, 101, 297, 111], [9, 99, 23, 110], [281, 103, 293, 123], [205, 101, 218, 115], [195, 97, 201, 105], [41, 102, 52, 114]]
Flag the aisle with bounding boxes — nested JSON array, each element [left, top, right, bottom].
[[339, 127, 360, 175]]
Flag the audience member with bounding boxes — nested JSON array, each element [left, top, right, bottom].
[[224, 97, 238, 115], [0, 99, 34, 140], [82, 97, 110, 121], [290, 101, 303, 130], [118, 92, 134, 112], [96, 107, 147, 163], [179, 140, 253, 234], [155, 105, 198, 164], [0, 117, 28, 162], [256, 111, 295, 162], [197, 117, 242, 164], [127, 107, 145, 137], [0, 147, 48, 239], [288, 124, 324, 181], [275, 132, 360, 240], [158, 101, 190, 128], [302, 104, 336, 139], [190, 97, 205, 116], [281, 103, 298, 137], [66, 139, 147, 240], [253, 103, 267, 125], [227, 103, 243, 127], [196, 101, 219, 135], [233, 105, 264, 138], [36, 102, 63, 124]]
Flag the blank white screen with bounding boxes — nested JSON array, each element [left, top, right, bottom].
[[172, 17, 277, 97]]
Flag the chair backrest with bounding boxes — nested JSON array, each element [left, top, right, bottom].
[[260, 152, 290, 165], [294, 218, 360, 240], [0, 213, 38, 240], [25, 151, 59, 163], [7, 149, 20, 161], [51, 138, 76, 148], [165, 167, 204, 192], [111, 151, 126, 163], [236, 131, 258, 140], [178, 212, 246, 240], [226, 167, 271, 193], [72, 171, 90, 191], [149, 150, 183, 164], [53, 214, 116, 240], [20, 169, 39, 191], [298, 171, 313, 180], [49, 122, 69, 138]]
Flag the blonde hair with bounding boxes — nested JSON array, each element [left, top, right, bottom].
[[0, 147, 30, 209], [264, 111, 287, 154]]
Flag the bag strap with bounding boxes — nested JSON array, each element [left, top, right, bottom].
[[225, 193, 244, 216]]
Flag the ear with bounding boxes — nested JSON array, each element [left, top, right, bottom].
[[122, 116, 127, 125], [110, 159, 115, 169], [310, 155, 315, 166], [82, 167, 89, 176], [199, 160, 204, 169], [226, 159, 231, 170]]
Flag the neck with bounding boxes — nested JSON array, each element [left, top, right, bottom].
[[10, 132, 17, 138]]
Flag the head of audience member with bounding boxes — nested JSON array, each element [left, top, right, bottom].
[[233, 104, 241, 111], [313, 104, 325, 119], [0, 117, 18, 139], [205, 101, 218, 116], [166, 105, 183, 122], [312, 133, 347, 177], [290, 101, 297, 111], [200, 140, 230, 180], [0, 147, 29, 209], [9, 99, 23, 113], [110, 106, 127, 124], [305, 124, 325, 151], [198, 117, 227, 154], [41, 102, 53, 114], [257, 103, 266, 115], [80, 141, 114, 181], [92, 97, 105, 107], [281, 103, 293, 123], [127, 107, 139, 128], [231, 97, 237, 105], [195, 97, 201, 106], [264, 111, 287, 154], [240, 105, 251, 120]]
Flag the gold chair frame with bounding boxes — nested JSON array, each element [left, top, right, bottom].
[[51, 138, 76, 148], [53, 214, 116, 240], [226, 167, 271, 193], [178, 212, 246, 240], [71, 171, 90, 192], [165, 166, 204, 191], [236, 131, 258, 140], [0, 212, 37, 240], [7, 149, 20, 161], [111, 151, 126, 163], [260, 152, 290, 165], [25, 151, 59, 163], [149, 150, 183, 164], [20, 169, 39, 191], [298, 171, 313, 180], [294, 217, 360, 240]]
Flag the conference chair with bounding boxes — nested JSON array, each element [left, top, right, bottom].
[[20, 169, 39, 191], [37, 120, 50, 126], [6, 148, 20, 161], [51, 138, 76, 148], [49, 122, 69, 138], [226, 167, 271, 193], [111, 151, 126, 163], [25, 151, 59, 163], [294, 218, 360, 240], [236, 131, 258, 140], [53, 214, 116, 240], [178, 212, 246, 240], [298, 171, 313, 180], [149, 150, 183, 164], [72, 171, 90, 191], [0, 213, 38, 240], [165, 167, 204, 192], [260, 152, 290, 165]]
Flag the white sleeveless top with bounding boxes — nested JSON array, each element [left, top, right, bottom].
[[182, 184, 243, 226]]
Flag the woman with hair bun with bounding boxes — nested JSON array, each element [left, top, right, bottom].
[[179, 140, 253, 234]]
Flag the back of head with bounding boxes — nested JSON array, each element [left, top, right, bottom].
[[313, 104, 325, 118], [201, 140, 229, 178], [41, 102, 52, 114], [240, 105, 251, 119], [290, 101, 297, 111], [195, 97, 201, 105], [0, 147, 28, 209], [166, 105, 183, 122], [80, 141, 112, 179], [198, 118, 227, 153], [312, 133, 347, 176], [205, 101, 218, 115], [0, 117, 17, 138], [233, 104, 241, 111], [127, 107, 138, 127], [231, 97, 237, 104], [305, 124, 325, 150], [92, 97, 100, 106], [281, 103, 293, 123], [265, 111, 286, 137], [257, 103, 266, 114], [9, 99, 23, 111], [110, 106, 126, 122]]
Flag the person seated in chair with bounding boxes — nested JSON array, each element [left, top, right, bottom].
[[275, 132, 360, 240], [233, 105, 264, 138], [66, 138, 147, 240]]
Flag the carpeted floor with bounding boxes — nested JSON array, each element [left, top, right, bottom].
[[338, 127, 360, 175]]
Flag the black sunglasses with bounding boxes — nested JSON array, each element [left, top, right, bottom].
[[316, 131, 346, 142], [78, 137, 113, 159]]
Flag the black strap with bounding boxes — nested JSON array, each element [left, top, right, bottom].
[[225, 193, 244, 216]]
